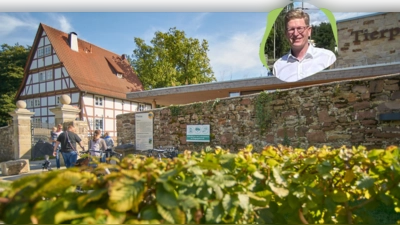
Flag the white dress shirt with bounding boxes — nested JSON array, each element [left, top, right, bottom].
[[273, 44, 336, 82]]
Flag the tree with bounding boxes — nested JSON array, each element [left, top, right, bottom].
[[264, 3, 294, 64], [311, 22, 336, 53], [0, 43, 31, 126], [130, 27, 215, 90]]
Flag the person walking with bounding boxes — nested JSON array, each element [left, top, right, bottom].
[[53, 124, 85, 168], [51, 124, 63, 169], [103, 132, 115, 163], [89, 129, 107, 163]]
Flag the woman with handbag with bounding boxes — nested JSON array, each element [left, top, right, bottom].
[[89, 129, 107, 164]]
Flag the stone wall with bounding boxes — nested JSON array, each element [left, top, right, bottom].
[[0, 126, 14, 162], [336, 12, 400, 68], [117, 73, 400, 152]]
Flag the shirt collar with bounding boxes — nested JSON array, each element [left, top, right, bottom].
[[287, 43, 314, 61]]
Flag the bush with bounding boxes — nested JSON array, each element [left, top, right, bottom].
[[1, 145, 400, 224]]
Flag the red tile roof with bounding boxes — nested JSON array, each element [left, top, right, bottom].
[[105, 57, 125, 74], [18, 23, 143, 100]]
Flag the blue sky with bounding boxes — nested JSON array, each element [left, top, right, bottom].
[[0, 4, 377, 81]]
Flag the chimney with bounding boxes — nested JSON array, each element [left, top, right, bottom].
[[68, 32, 78, 52], [121, 54, 126, 60]]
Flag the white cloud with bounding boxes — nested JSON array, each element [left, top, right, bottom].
[[190, 13, 209, 31], [293, 1, 316, 9], [291, 2, 332, 25], [207, 27, 268, 81], [45, 13, 75, 34], [332, 12, 376, 21], [308, 11, 377, 25], [45, 13, 91, 43], [0, 13, 37, 36], [291, 3, 377, 25], [138, 13, 209, 44], [58, 15, 73, 33], [308, 12, 330, 25]]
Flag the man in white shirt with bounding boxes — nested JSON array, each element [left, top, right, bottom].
[[273, 8, 336, 82]]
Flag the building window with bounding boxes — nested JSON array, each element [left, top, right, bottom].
[[32, 117, 41, 124], [34, 98, 41, 107], [44, 46, 51, 56], [95, 119, 103, 130], [27, 99, 34, 108], [37, 48, 44, 58], [45, 70, 52, 80], [32, 117, 42, 128], [95, 96, 103, 106], [229, 92, 240, 97], [39, 71, 52, 82], [138, 103, 145, 111], [39, 72, 45, 82]]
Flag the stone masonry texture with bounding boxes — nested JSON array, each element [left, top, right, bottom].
[[117, 73, 400, 153], [335, 12, 400, 68]]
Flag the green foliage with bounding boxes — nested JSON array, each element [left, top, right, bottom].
[[130, 27, 216, 90], [333, 84, 341, 97], [209, 98, 220, 110], [1, 145, 400, 224], [169, 105, 181, 117], [255, 91, 274, 135], [0, 43, 31, 126], [192, 102, 203, 114], [264, 4, 293, 63], [0, 94, 18, 126], [311, 22, 336, 53]]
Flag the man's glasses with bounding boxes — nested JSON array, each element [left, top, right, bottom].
[[287, 26, 309, 34]]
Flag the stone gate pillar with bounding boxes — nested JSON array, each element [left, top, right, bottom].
[[48, 94, 88, 149], [9, 100, 34, 160], [49, 95, 81, 126], [49, 95, 84, 165]]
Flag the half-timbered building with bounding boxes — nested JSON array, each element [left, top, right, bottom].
[[15, 23, 151, 138]]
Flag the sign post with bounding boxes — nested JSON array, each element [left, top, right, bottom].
[[135, 112, 154, 150]]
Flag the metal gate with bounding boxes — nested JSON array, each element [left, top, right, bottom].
[[31, 122, 55, 159]]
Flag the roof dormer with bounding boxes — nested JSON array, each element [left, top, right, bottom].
[[105, 57, 125, 78]]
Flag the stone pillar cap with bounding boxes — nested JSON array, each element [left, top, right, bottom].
[[60, 95, 71, 105], [16, 100, 27, 109]]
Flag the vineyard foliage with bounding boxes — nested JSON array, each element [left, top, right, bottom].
[[1, 145, 400, 224]]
